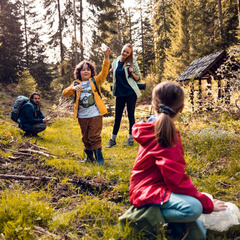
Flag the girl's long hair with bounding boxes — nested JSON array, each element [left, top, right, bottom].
[[152, 81, 184, 148], [74, 60, 96, 80], [123, 43, 133, 67]]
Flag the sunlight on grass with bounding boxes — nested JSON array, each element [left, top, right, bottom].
[[0, 111, 239, 239], [38, 117, 84, 157], [0, 188, 53, 239]]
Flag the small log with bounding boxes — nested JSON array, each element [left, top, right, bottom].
[[31, 143, 49, 151], [33, 226, 56, 239], [5, 149, 32, 156], [78, 218, 107, 222], [0, 174, 57, 181], [8, 156, 22, 160], [18, 149, 54, 158]]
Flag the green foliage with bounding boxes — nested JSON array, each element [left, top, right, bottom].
[[163, 0, 194, 81], [0, 188, 53, 239], [139, 73, 159, 101], [0, 0, 23, 84], [182, 127, 238, 160], [176, 115, 240, 203], [51, 61, 74, 95], [17, 69, 37, 96]]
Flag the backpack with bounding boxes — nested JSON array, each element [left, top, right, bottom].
[[10, 96, 29, 122]]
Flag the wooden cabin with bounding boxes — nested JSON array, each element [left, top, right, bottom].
[[176, 50, 239, 111]]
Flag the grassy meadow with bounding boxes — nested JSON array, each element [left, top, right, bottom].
[[0, 96, 239, 239]]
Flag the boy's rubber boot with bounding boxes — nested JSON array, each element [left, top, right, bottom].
[[94, 148, 104, 166], [84, 149, 95, 163]]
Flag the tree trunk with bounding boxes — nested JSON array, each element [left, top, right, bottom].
[[217, 0, 223, 40], [23, 0, 29, 68], [57, 0, 64, 64], [162, 0, 167, 40], [140, 0, 145, 77], [117, 10, 123, 46], [237, 0, 240, 27], [128, 8, 132, 44], [80, 0, 83, 61], [73, 0, 78, 66]]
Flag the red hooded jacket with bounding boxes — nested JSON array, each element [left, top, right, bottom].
[[129, 120, 213, 214]]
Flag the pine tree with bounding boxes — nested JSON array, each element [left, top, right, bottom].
[[221, 0, 239, 48], [152, 0, 172, 81], [0, 0, 23, 83], [134, 0, 155, 77], [88, 0, 124, 72], [19, 0, 53, 93], [163, 0, 194, 81], [42, 0, 66, 64], [191, 0, 216, 56], [17, 69, 37, 96]]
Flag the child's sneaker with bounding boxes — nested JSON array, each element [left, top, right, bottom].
[[106, 139, 116, 148], [123, 138, 134, 146]]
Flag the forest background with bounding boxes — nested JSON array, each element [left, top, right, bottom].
[[1, 0, 240, 104]]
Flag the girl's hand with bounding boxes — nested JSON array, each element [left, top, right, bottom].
[[72, 85, 83, 92], [213, 199, 228, 212], [103, 47, 111, 61]]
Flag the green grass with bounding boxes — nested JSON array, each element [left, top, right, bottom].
[[0, 110, 239, 239], [0, 188, 53, 239]]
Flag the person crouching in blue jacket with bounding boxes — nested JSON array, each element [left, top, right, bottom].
[[18, 92, 50, 137]]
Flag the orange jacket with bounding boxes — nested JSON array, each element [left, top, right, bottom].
[[62, 60, 110, 118]]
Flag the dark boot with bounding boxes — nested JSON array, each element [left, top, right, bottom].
[[94, 148, 104, 166], [23, 131, 32, 137], [84, 149, 95, 163]]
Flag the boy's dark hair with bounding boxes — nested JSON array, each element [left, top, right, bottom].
[[152, 81, 184, 148], [29, 92, 40, 104], [74, 60, 96, 80]]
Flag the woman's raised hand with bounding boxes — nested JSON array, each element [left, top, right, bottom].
[[213, 199, 228, 212]]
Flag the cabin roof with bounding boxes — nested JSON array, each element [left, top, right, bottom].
[[176, 50, 226, 82]]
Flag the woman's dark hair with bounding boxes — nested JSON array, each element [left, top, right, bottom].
[[123, 43, 133, 67], [152, 81, 184, 148], [29, 92, 40, 104], [74, 60, 96, 80]]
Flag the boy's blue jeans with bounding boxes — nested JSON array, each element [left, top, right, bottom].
[[160, 193, 207, 240]]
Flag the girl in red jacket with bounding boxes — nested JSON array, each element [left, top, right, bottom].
[[129, 81, 227, 239]]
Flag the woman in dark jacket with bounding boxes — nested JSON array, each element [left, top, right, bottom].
[[106, 43, 142, 148]]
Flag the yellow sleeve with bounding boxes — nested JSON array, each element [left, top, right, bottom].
[[62, 82, 75, 97], [94, 60, 110, 85]]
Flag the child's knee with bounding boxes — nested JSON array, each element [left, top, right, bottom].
[[186, 199, 203, 220]]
